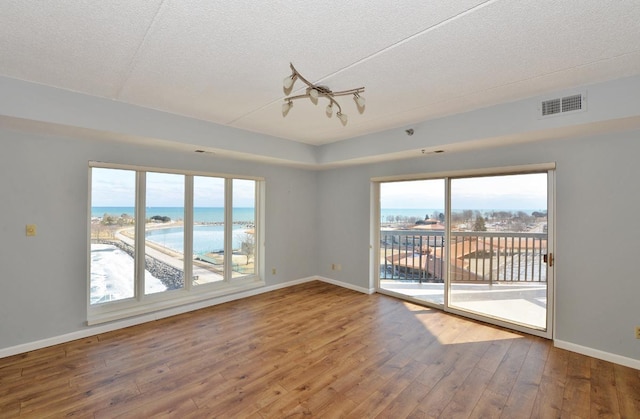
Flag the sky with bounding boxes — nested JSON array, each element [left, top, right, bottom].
[[91, 168, 256, 207], [92, 168, 547, 210], [380, 173, 547, 210]]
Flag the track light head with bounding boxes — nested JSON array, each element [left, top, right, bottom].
[[283, 74, 296, 90], [282, 100, 293, 116], [326, 103, 333, 117]]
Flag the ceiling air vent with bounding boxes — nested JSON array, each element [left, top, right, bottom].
[[539, 92, 586, 118], [541, 98, 561, 116], [562, 94, 582, 112]]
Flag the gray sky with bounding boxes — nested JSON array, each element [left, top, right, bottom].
[[381, 173, 547, 210], [93, 168, 547, 210], [91, 168, 256, 207]]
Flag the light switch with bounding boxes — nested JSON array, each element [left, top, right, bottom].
[[26, 224, 37, 237]]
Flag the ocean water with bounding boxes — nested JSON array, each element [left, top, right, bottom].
[[95, 207, 541, 224], [93, 206, 253, 255], [146, 224, 248, 254], [92, 206, 254, 223]]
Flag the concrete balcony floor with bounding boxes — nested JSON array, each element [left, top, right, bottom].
[[379, 279, 547, 330]]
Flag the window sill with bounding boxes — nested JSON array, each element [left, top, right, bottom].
[[87, 277, 265, 326]]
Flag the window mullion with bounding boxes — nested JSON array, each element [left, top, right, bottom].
[[224, 178, 233, 281], [444, 177, 451, 308], [184, 175, 194, 290], [255, 181, 263, 279], [135, 171, 146, 301]]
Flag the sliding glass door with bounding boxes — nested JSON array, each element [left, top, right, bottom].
[[376, 169, 553, 337], [448, 173, 550, 332]]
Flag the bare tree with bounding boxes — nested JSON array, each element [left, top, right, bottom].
[[239, 232, 255, 265]]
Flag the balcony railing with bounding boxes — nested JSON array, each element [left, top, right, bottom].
[[380, 230, 547, 284]]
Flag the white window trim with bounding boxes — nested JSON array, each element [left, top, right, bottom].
[[87, 162, 265, 325], [371, 162, 556, 183]]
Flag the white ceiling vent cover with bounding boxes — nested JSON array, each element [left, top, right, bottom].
[[539, 92, 586, 118]]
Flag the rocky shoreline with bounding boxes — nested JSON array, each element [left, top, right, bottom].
[[96, 239, 184, 290]]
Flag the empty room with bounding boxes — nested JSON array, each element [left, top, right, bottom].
[[1, 1, 639, 417]]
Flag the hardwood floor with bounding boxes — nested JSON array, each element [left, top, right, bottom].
[[1, 281, 638, 418]]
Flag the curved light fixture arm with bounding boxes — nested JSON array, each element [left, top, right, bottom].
[[329, 87, 366, 97], [288, 63, 313, 89], [290, 63, 365, 97], [284, 92, 343, 115], [282, 63, 364, 124]]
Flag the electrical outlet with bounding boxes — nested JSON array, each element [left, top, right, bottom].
[[635, 326, 640, 339], [272, 268, 276, 275]]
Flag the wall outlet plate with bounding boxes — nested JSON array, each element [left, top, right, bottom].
[[26, 224, 37, 236], [635, 326, 640, 339]]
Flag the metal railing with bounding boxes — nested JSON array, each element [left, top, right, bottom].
[[380, 230, 547, 284]]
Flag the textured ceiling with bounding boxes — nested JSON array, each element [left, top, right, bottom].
[[1, 0, 639, 146]]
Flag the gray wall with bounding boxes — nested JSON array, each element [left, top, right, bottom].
[[0, 128, 318, 349], [317, 130, 640, 362], [1, 116, 639, 364]]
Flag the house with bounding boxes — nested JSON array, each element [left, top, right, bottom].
[[1, 0, 638, 385]]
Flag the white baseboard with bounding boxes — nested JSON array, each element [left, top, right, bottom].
[[0, 276, 319, 359], [316, 276, 375, 294], [554, 339, 640, 370]]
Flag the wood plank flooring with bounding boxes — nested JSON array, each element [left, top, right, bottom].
[[1, 281, 638, 418]]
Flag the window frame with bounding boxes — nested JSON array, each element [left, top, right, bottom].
[[87, 162, 265, 325], [371, 162, 555, 339]]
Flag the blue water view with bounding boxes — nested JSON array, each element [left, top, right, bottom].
[[92, 207, 254, 255], [145, 224, 248, 254], [92, 206, 254, 223]]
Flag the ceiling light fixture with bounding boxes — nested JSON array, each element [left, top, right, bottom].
[[282, 63, 365, 125]]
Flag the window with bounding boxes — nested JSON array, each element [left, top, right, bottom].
[[90, 167, 137, 304], [88, 163, 263, 324]]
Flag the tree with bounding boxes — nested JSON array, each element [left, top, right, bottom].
[[102, 214, 117, 225], [239, 232, 255, 265], [450, 212, 463, 224], [473, 215, 487, 231], [93, 223, 105, 240]]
